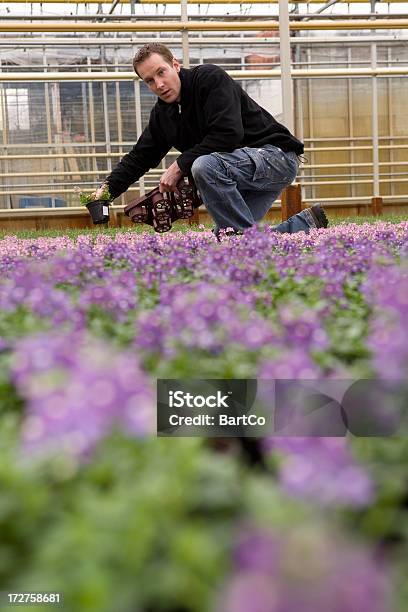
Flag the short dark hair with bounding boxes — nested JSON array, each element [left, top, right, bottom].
[[133, 43, 174, 76]]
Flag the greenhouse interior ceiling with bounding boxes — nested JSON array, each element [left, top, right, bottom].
[[0, 1, 407, 213]]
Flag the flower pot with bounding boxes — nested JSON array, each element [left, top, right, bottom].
[[86, 199, 110, 224]]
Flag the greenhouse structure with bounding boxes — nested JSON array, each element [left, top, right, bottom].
[[1, 5, 408, 612], [0, 0, 407, 227]]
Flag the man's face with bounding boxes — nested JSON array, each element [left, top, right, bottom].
[[137, 53, 181, 104]]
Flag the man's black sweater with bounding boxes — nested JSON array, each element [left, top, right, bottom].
[[106, 64, 304, 199]]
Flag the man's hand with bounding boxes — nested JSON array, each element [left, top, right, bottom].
[[159, 161, 183, 194], [92, 182, 109, 200]]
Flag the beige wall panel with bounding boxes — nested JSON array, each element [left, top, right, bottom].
[[307, 78, 350, 200], [389, 77, 408, 196]]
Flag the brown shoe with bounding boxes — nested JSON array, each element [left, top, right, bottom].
[[310, 204, 329, 228]]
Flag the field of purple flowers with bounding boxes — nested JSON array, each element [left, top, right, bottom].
[[1, 221, 408, 611]]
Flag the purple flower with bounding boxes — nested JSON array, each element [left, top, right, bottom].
[[264, 437, 374, 507], [259, 348, 322, 380], [278, 304, 329, 351], [134, 281, 274, 358], [0, 336, 10, 351], [218, 527, 392, 612], [11, 330, 154, 459], [78, 270, 137, 322], [363, 264, 408, 378]]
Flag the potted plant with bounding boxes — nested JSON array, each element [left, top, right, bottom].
[[75, 185, 112, 225]]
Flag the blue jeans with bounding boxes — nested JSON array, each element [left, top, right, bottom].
[[191, 145, 316, 235]]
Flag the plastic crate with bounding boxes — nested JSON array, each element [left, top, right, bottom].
[[19, 197, 66, 209]]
